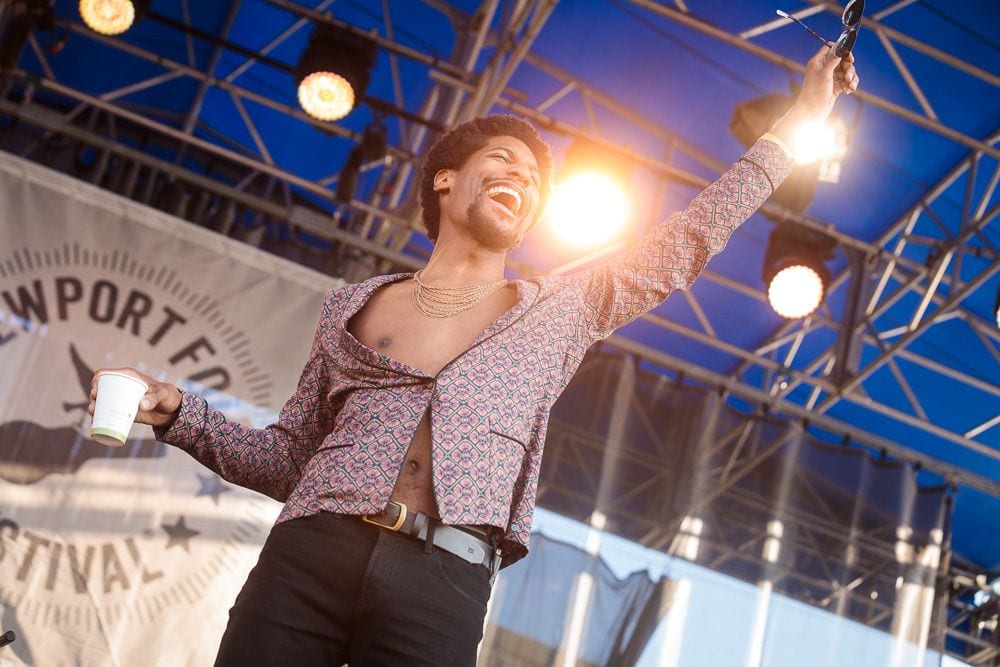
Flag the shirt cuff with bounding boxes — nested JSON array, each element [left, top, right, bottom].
[[152, 390, 204, 446], [760, 132, 794, 160]]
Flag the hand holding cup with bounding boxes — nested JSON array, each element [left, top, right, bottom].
[[88, 369, 182, 445]]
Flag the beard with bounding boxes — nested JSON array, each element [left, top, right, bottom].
[[465, 197, 521, 252]]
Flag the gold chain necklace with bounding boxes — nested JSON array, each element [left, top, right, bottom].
[[411, 270, 507, 318]]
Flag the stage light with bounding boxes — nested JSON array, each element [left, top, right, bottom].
[[789, 116, 849, 184], [335, 118, 386, 204], [546, 171, 628, 248], [731, 93, 818, 216], [767, 262, 826, 319], [298, 72, 354, 122], [790, 119, 836, 164], [0, 0, 54, 69], [763, 223, 835, 319], [296, 22, 376, 122], [79, 0, 148, 36], [545, 139, 631, 250]]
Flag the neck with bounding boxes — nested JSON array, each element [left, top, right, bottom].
[[420, 234, 508, 286]]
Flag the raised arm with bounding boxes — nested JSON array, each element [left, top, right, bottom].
[[573, 45, 858, 338], [89, 289, 343, 501]]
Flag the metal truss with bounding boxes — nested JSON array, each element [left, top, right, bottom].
[[1, 0, 993, 500], [536, 352, 991, 663], [1, 0, 997, 660], [535, 352, 964, 658]]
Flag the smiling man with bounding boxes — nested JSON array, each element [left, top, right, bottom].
[[90, 45, 857, 667]]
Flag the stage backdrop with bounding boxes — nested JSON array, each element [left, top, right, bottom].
[[0, 150, 343, 666]]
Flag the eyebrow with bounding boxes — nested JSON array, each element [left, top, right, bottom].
[[491, 146, 540, 176]]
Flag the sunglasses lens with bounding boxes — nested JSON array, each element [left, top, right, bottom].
[[842, 0, 865, 27], [835, 29, 858, 57]]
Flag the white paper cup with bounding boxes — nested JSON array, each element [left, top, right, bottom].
[[90, 371, 149, 447]]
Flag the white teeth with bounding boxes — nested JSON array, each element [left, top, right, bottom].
[[485, 184, 522, 215]]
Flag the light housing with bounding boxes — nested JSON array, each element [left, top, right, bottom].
[[763, 223, 835, 319], [295, 23, 376, 122], [335, 118, 387, 204], [790, 116, 850, 183], [79, 0, 149, 36], [730, 93, 819, 216]]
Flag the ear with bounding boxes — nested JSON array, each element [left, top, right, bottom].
[[433, 169, 453, 193]]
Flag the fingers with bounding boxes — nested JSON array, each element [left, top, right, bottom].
[[808, 44, 859, 92], [846, 71, 860, 94], [139, 383, 180, 413], [808, 43, 841, 73], [834, 59, 860, 95], [139, 387, 163, 412], [89, 369, 103, 416]]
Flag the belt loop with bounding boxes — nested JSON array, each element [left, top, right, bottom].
[[424, 522, 436, 555], [410, 511, 428, 540]]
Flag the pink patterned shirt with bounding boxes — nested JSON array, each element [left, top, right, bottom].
[[158, 138, 792, 566]]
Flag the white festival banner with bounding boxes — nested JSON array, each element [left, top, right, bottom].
[[0, 151, 343, 666]]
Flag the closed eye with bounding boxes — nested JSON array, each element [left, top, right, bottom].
[[492, 150, 540, 187]]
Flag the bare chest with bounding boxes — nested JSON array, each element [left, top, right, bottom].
[[347, 281, 518, 377]]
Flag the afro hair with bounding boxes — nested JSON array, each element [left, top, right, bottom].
[[418, 114, 553, 242]]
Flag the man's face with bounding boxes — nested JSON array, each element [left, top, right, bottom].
[[434, 135, 542, 251]]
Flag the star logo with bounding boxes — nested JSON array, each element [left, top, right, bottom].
[[195, 473, 231, 505], [161, 516, 199, 552]]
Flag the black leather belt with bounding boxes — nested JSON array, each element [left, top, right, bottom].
[[362, 501, 501, 581]]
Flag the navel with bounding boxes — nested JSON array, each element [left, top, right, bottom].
[[377, 336, 393, 349]]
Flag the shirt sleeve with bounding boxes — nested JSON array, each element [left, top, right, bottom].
[[153, 288, 343, 502], [571, 137, 794, 339]]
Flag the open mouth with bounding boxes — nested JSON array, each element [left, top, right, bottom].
[[485, 183, 523, 216]]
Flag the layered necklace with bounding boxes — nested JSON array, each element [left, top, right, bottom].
[[411, 270, 507, 318]]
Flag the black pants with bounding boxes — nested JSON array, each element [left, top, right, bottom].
[[214, 512, 493, 666]]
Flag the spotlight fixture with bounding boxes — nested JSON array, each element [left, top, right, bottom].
[[79, 0, 149, 36], [546, 140, 631, 249], [335, 118, 387, 204], [731, 93, 819, 216], [763, 223, 836, 319], [0, 0, 55, 69], [295, 22, 377, 122], [731, 92, 855, 211], [789, 115, 849, 182]]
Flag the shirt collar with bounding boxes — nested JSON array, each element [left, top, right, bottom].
[[336, 272, 540, 376]]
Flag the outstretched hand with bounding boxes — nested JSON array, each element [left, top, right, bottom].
[[89, 368, 182, 429], [773, 45, 860, 144], [800, 45, 859, 120]]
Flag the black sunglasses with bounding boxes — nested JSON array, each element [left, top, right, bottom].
[[777, 0, 864, 58]]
